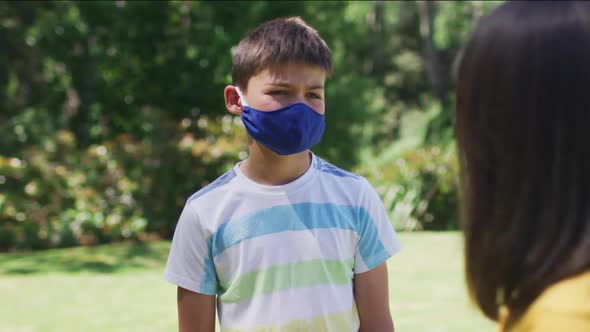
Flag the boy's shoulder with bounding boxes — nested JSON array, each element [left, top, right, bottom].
[[312, 156, 383, 200], [186, 168, 238, 205], [312, 156, 365, 182]]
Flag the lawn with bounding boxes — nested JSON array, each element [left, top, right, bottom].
[[0, 232, 494, 332]]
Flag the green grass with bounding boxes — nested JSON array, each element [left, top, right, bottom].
[[0, 232, 493, 332]]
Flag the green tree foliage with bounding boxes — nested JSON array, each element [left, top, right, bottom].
[[0, 1, 501, 250]]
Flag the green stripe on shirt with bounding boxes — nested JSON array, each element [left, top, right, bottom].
[[221, 306, 359, 332], [219, 258, 354, 303]]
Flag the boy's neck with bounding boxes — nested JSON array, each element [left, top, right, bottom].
[[240, 143, 312, 186]]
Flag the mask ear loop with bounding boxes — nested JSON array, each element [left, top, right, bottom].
[[235, 87, 249, 107]]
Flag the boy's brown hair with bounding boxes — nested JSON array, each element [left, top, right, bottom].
[[231, 17, 332, 90]]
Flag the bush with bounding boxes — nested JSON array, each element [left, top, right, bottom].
[[0, 131, 144, 250], [0, 113, 246, 251], [360, 145, 459, 231]]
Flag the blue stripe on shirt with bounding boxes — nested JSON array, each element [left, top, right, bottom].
[[209, 203, 387, 268]]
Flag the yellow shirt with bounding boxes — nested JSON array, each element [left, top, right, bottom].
[[498, 271, 590, 331]]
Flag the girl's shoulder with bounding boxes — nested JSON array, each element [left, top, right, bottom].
[[506, 271, 590, 332]]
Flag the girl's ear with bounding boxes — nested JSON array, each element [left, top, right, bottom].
[[224, 85, 243, 115]]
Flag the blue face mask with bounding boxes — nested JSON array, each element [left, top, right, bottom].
[[236, 88, 325, 155]]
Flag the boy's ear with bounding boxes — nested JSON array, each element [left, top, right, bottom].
[[224, 85, 243, 115]]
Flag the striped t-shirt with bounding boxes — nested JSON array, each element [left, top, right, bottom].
[[164, 153, 401, 331]]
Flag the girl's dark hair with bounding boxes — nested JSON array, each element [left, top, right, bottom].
[[455, 1, 590, 324]]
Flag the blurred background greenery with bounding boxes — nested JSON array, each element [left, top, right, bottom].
[[0, 1, 506, 331], [0, 0, 501, 250]]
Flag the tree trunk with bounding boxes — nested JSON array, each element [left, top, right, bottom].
[[367, 1, 386, 84], [417, 0, 446, 106]]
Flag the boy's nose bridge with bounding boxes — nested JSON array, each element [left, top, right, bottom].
[[283, 91, 306, 106], [283, 88, 324, 113], [293, 93, 307, 105]]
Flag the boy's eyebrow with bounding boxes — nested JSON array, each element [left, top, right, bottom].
[[266, 83, 324, 89]]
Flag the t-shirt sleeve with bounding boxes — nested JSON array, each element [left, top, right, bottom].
[[164, 202, 218, 295], [354, 179, 402, 274]]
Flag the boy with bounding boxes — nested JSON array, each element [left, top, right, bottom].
[[165, 17, 401, 332]]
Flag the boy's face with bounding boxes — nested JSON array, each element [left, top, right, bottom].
[[241, 62, 326, 114]]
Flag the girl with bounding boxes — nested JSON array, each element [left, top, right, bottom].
[[455, 1, 590, 331]]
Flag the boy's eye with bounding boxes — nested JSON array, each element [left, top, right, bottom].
[[307, 92, 322, 99], [268, 90, 288, 95]]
